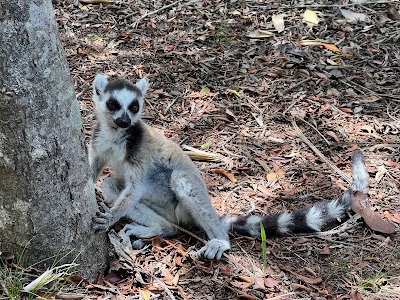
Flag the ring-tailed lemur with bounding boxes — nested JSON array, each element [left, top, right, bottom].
[[91, 74, 369, 260]]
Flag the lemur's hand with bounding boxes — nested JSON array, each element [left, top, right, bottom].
[[92, 202, 113, 233], [197, 239, 230, 260]]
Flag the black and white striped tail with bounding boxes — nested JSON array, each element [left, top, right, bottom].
[[221, 151, 369, 237]]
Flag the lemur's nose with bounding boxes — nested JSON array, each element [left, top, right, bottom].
[[115, 113, 131, 128]]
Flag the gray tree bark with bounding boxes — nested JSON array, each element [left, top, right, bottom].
[[0, 0, 108, 280]]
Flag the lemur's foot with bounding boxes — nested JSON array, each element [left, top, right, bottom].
[[92, 202, 112, 233]]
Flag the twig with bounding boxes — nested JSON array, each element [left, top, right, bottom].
[[170, 223, 207, 244], [339, 79, 368, 96], [164, 96, 179, 114], [369, 143, 400, 151], [170, 223, 252, 275], [295, 116, 332, 146], [340, 79, 400, 102], [79, 0, 112, 4], [132, 1, 180, 27], [88, 284, 119, 294], [316, 236, 375, 252], [181, 144, 223, 162], [107, 230, 176, 299], [292, 118, 352, 184], [76, 86, 91, 100], [282, 78, 313, 115], [136, 266, 177, 300], [281, 0, 394, 8], [298, 215, 360, 238], [283, 77, 312, 94]]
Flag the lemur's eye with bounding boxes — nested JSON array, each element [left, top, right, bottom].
[[129, 103, 139, 114], [106, 99, 120, 111]]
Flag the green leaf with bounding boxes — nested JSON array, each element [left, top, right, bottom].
[[200, 87, 211, 93], [229, 89, 241, 97], [260, 223, 267, 276], [201, 142, 212, 149]]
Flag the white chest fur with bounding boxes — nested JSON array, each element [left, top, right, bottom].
[[95, 127, 129, 178]]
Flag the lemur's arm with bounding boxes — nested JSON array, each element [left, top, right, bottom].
[[91, 156, 107, 183], [88, 144, 107, 183], [170, 169, 231, 260], [93, 184, 143, 233]]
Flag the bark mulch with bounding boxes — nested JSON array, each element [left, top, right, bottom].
[[51, 0, 400, 299]]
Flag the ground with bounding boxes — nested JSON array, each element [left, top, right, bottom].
[[53, 0, 399, 299]]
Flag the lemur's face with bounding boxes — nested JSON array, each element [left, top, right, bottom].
[[93, 75, 149, 129]]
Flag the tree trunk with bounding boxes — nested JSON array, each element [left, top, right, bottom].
[[0, 0, 108, 280]]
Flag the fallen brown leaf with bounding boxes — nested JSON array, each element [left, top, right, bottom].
[[138, 289, 151, 300], [56, 292, 86, 300], [291, 283, 312, 291], [213, 169, 237, 183], [238, 276, 253, 283], [319, 246, 331, 255], [247, 29, 274, 38], [350, 289, 364, 300], [253, 276, 265, 291], [257, 185, 274, 196], [382, 160, 400, 168], [321, 43, 341, 52], [350, 192, 396, 234], [266, 172, 277, 182], [383, 211, 400, 223], [284, 266, 323, 284], [264, 277, 279, 288], [375, 165, 386, 183], [380, 236, 391, 247], [230, 280, 254, 289]]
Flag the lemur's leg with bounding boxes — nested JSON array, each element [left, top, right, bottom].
[[122, 202, 177, 238], [170, 170, 230, 260], [101, 177, 125, 205]]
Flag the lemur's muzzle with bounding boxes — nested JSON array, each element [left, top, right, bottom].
[[115, 113, 131, 128]]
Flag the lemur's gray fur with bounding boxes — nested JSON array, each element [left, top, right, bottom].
[[91, 74, 369, 260]]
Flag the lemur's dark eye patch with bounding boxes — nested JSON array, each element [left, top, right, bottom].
[[106, 98, 121, 111], [129, 101, 140, 114]]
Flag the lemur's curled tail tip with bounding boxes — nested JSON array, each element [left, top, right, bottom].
[[351, 150, 369, 194]]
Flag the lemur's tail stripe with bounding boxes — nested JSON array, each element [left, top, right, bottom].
[[221, 151, 368, 237]]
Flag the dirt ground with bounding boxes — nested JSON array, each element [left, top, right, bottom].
[[53, 0, 399, 299]]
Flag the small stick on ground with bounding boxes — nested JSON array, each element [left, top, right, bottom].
[[283, 77, 312, 94], [282, 0, 393, 8], [292, 118, 352, 184], [136, 266, 177, 300], [171, 223, 207, 244], [132, 1, 180, 28], [295, 116, 332, 146], [79, 0, 112, 4]]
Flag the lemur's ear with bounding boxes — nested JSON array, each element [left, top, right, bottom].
[[136, 77, 150, 96], [93, 74, 109, 96]]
